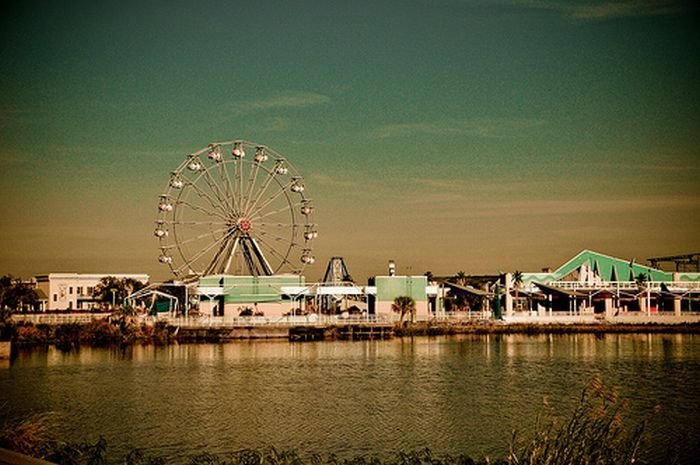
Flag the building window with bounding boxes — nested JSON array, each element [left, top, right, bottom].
[[77, 286, 83, 296], [69, 287, 73, 294], [87, 286, 94, 296], [53, 294, 57, 302]]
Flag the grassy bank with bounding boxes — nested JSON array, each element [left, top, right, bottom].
[[0, 376, 675, 464], [5, 318, 700, 349], [8, 318, 176, 348], [394, 320, 700, 337]]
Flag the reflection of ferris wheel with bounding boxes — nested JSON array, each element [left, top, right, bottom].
[[155, 140, 316, 279]]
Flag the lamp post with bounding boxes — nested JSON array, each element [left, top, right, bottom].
[[110, 289, 116, 309]]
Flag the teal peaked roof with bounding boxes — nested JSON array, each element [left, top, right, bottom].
[[523, 250, 677, 283]]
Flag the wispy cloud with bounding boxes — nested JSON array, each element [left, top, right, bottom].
[[589, 159, 700, 173], [513, 0, 688, 21], [372, 118, 545, 139], [257, 116, 294, 132], [309, 173, 361, 189], [230, 91, 331, 115], [408, 176, 553, 198], [438, 195, 700, 220]]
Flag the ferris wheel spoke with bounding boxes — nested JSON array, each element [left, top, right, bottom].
[[174, 228, 237, 276], [254, 229, 297, 254], [245, 180, 295, 219], [172, 226, 230, 248], [256, 221, 297, 240], [217, 161, 230, 203], [199, 167, 232, 212], [244, 167, 278, 218], [177, 200, 229, 221], [237, 156, 246, 215], [187, 178, 230, 217], [250, 200, 301, 222], [253, 234, 296, 269], [221, 160, 242, 214], [255, 229, 295, 248], [256, 222, 297, 229], [204, 233, 239, 275], [242, 161, 263, 213], [222, 236, 240, 274], [166, 220, 229, 226]]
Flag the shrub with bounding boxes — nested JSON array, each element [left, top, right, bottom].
[[152, 320, 171, 344], [83, 319, 121, 346], [54, 323, 84, 348], [48, 437, 108, 465], [124, 448, 165, 465], [14, 322, 49, 345]]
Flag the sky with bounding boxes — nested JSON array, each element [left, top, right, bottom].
[[1, 0, 698, 283]]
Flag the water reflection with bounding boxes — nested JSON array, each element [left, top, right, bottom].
[[1, 334, 699, 464]]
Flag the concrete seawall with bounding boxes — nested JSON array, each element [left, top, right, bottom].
[[176, 323, 396, 341], [177, 325, 290, 341]]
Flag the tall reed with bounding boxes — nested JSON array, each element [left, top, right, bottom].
[[507, 375, 645, 465], [0, 409, 59, 458]]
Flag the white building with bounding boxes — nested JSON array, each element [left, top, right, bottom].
[[35, 273, 149, 311]]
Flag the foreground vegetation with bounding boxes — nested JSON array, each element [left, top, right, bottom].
[[6, 317, 175, 348], [1, 376, 676, 465]]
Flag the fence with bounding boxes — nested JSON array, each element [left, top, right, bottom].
[[11, 313, 111, 325], [160, 314, 394, 328]]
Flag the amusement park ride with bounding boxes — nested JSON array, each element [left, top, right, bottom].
[[155, 140, 317, 281], [149, 138, 431, 319]]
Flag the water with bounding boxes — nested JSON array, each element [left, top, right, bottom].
[[2, 334, 699, 463]]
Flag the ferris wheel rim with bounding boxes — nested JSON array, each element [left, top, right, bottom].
[[155, 140, 316, 278]]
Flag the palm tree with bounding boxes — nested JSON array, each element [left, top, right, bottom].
[[455, 271, 467, 287], [635, 273, 651, 314], [634, 272, 648, 288], [93, 277, 146, 309], [391, 296, 416, 324], [512, 270, 523, 311]]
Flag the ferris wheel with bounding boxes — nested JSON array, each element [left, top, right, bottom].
[[155, 140, 316, 279]]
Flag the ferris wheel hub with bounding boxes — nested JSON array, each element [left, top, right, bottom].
[[237, 218, 252, 232]]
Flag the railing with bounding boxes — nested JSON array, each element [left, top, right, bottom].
[[544, 281, 700, 292], [160, 314, 394, 328], [12, 313, 111, 325], [432, 311, 490, 321]]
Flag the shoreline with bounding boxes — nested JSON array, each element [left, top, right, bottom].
[[5, 317, 700, 348], [396, 320, 700, 336]]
